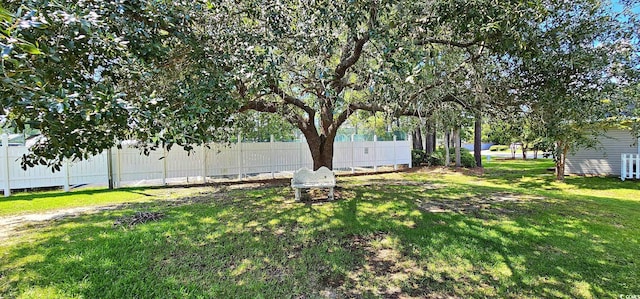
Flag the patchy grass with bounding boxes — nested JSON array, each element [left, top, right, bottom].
[[0, 159, 639, 298]]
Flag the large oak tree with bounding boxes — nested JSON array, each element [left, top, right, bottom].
[[1, 0, 636, 172]]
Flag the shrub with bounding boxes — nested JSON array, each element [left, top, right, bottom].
[[427, 149, 444, 166], [489, 145, 509, 152], [429, 147, 476, 168], [411, 149, 427, 166], [458, 149, 477, 168]]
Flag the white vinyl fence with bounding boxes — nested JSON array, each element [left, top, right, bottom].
[[621, 153, 639, 181], [0, 134, 411, 196]]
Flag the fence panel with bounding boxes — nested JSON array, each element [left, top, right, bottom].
[[116, 147, 165, 182], [376, 140, 396, 166], [333, 142, 354, 170], [165, 146, 205, 180], [352, 141, 376, 167], [269, 142, 312, 172], [621, 153, 640, 181], [243, 142, 278, 174], [69, 153, 109, 185], [205, 143, 241, 177], [396, 140, 411, 166], [0, 135, 411, 195], [6, 146, 65, 189]]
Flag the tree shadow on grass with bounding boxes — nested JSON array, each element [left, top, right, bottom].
[[0, 187, 372, 298], [328, 182, 638, 298], [0, 181, 638, 298]]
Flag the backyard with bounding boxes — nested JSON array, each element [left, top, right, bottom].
[[0, 159, 639, 298]]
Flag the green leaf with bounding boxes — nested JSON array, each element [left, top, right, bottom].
[[0, 6, 13, 22], [18, 43, 42, 55]]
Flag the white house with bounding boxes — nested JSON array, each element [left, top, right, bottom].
[[565, 128, 639, 178]]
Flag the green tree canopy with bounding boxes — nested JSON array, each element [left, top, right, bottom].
[[1, 0, 637, 173]]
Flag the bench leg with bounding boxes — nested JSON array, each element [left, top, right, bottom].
[[329, 187, 334, 200], [295, 188, 301, 201]]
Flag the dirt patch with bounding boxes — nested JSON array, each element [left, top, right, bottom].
[[359, 179, 428, 187], [418, 192, 542, 216], [297, 188, 339, 202], [334, 232, 432, 298], [0, 205, 124, 241], [113, 211, 165, 228], [405, 166, 484, 176]]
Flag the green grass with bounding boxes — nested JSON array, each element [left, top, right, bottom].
[[0, 187, 213, 217], [1, 159, 639, 298]]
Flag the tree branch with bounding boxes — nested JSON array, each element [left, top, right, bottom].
[[415, 38, 482, 48], [331, 104, 358, 134], [404, 48, 485, 105], [345, 93, 465, 118], [331, 4, 377, 88], [238, 100, 278, 113], [333, 36, 369, 84], [238, 100, 306, 128], [235, 78, 248, 99], [269, 83, 315, 117]]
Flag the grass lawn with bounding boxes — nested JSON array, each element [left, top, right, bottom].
[[0, 159, 639, 298], [0, 186, 214, 217]]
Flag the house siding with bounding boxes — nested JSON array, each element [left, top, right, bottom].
[[566, 129, 639, 176]]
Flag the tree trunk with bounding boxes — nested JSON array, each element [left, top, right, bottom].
[[555, 159, 565, 180], [306, 134, 335, 170], [425, 123, 435, 155], [432, 130, 436, 152], [444, 129, 451, 166], [555, 141, 568, 181], [455, 127, 461, 167], [413, 126, 423, 150], [298, 105, 338, 171], [474, 114, 482, 167]]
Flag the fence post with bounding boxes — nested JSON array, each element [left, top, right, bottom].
[[393, 135, 397, 170], [621, 154, 627, 180], [637, 138, 640, 179], [62, 159, 70, 192], [202, 145, 208, 184], [116, 148, 122, 188], [237, 134, 243, 180], [107, 148, 114, 189], [270, 135, 275, 179], [116, 146, 122, 188], [628, 154, 632, 180], [351, 134, 355, 174], [2, 134, 10, 197], [162, 148, 168, 186], [373, 135, 378, 172], [299, 134, 304, 169], [632, 154, 636, 179], [408, 134, 413, 168]]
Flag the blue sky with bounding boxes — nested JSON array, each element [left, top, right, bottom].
[[611, 0, 640, 14]]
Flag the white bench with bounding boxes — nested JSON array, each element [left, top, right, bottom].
[[291, 167, 336, 201]]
